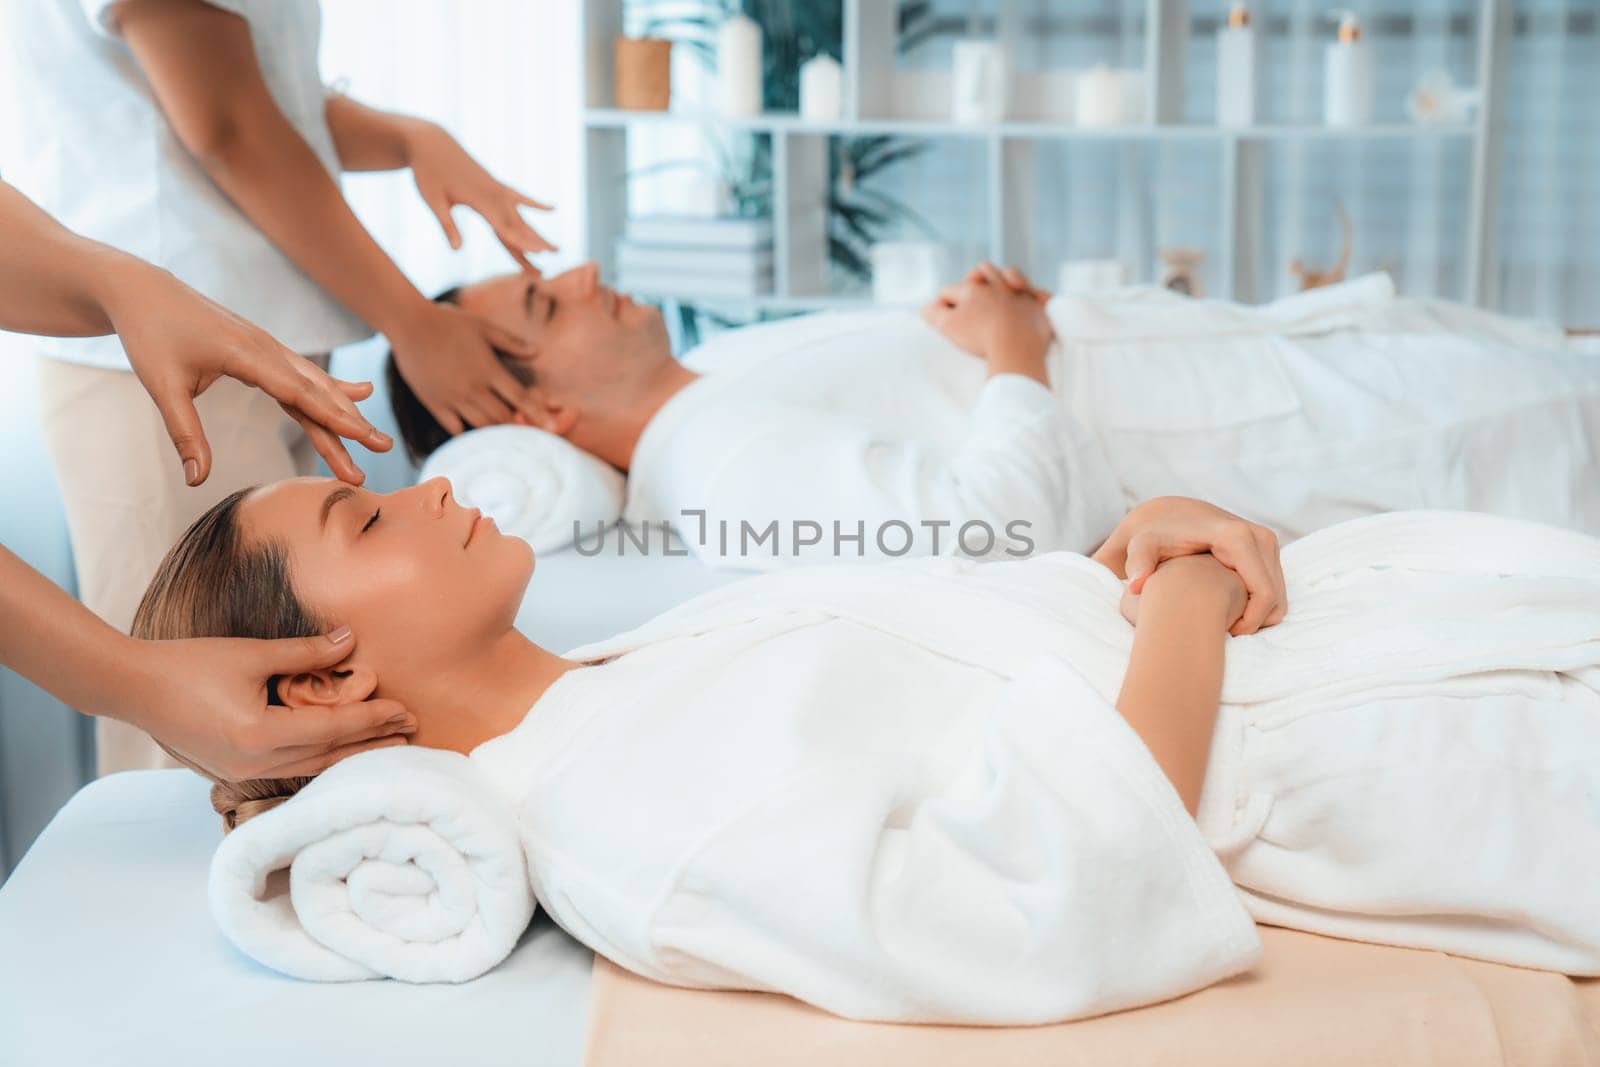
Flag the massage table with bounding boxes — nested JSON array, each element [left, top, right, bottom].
[[7, 767, 1597, 1067], [5, 543, 1600, 1066]]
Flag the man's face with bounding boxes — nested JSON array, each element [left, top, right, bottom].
[[455, 264, 671, 409]]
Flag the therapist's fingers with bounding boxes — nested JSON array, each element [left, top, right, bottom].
[[338, 379, 375, 402], [228, 343, 390, 453], [1002, 265, 1030, 291], [286, 409, 366, 485], [260, 731, 414, 780], [424, 191, 464, 251], [478, 317, 537, 359], [496, 209, 558, 258], [513, 189, 555, 213], [288, 369, 392, 453], [153, 386, 214, 487]]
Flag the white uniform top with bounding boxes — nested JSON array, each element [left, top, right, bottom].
[[0, 0, 368, 368]]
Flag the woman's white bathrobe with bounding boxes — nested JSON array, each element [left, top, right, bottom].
[[470, 511, 1600, 1024]]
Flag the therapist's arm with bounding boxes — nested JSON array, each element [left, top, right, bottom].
[[323, 94, 556, 268], [0, 179, 388, 484], [1113, 554, 1244, 815], [113, 0, 538, 435], [0, 544, 415, 781]]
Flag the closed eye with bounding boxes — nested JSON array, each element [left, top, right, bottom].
[[546, 295, 557, 323], [361, 509, 381, 534]]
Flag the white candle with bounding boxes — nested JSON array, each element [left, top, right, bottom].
[[871, 242, 946, 304], [951, 39, 1007, 125], [1076, 65, 1125, 127], [799, 54, 842, 122], [716, 13, 763, 117]]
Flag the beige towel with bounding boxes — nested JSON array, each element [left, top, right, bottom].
[[586, 925, 1600, 1067]]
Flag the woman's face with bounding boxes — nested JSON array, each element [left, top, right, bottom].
[[240, 476, 534, 689]]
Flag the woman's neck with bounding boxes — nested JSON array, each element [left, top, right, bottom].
[[396, 630, 576, 755]]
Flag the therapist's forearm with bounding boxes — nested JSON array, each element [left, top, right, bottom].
[[324, 93, 433, 173], [0, 181, 142, 338], [0, 545, 153, 725], [183, 111, 431, 337], [1114, 568, 1230, 815]]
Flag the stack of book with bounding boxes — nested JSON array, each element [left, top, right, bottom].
[[615, 216, 774, 299]]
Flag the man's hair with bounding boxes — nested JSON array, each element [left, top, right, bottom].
[[385, 287, 536, 464]]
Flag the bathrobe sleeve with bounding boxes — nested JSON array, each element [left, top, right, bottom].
[[643, 656, 1261, 1025], [658, 374, 1126, 570]]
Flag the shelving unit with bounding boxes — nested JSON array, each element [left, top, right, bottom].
[[580, 0, 1508, 312]]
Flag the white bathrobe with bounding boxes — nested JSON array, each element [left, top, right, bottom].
[[622, 276, 1600, 570], [470, 511, 1600, 1024]]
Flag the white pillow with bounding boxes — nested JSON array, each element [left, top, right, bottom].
[[418, 425, 624, 553]]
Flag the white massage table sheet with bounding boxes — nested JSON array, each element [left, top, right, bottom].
[[0, 771, 594, 1067]]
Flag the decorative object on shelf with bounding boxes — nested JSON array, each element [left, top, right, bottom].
[[951, 39, 1008, 125], [828, 135, 934, 284], [1216, 3, 1257, 128], [1158, 247, 1205, 297], [614, 36, 673, 112], [653, 0, 843, 113], [616, 215, 774, 298], [1076, 65, 1139, 127], [1406, 71, 1482, 125], [871, 241, 946, 304], [1323, 9, 1374, 127], [799, 53, 843, 122], [1290, 200, 1353, 290], [716, 12, 763, 116], [1056, 259, 1130, 296]]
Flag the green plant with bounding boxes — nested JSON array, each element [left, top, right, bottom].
[[828, 134, 935, 284], [626, 0, 940, 328]]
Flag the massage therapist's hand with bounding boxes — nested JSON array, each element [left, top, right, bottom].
[[130, 628, 416, 781], [921, 262, 1054, 384], [387, 297, 541, 434], [404, 120, 557, 269], [1093, 496, 1287, 636], [105, 260, 394, 486]]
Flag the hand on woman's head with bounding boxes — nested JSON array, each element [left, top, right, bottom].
[[133, 476, 536, 823]]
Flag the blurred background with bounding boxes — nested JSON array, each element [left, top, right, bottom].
[[1, 0, 1595, 881]]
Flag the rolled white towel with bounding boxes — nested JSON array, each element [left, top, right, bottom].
[[209, 746, 534, 983], [420, 425, 626, 553]]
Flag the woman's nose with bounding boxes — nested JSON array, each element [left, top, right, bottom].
[[413, 476, 451, 517]]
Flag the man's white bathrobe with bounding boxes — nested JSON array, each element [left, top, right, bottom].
[[471, 511, 1600, 1024], [622, 276, 1600, 570]]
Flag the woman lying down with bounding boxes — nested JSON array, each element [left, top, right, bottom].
[[133, 479, 1600, 1024]]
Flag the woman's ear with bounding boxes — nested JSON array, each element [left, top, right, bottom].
[[277, 660, 379, 709]]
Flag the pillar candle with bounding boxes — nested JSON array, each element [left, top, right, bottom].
[[799, 54, 842, 122], [717, 13, 763, 117], [1076, 65, 1125, 127]]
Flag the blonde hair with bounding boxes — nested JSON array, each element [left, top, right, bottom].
[[132, 488, 323, 832]]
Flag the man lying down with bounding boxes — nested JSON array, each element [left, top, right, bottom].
[[385, 262, 1600, 569], [136, 479, 1600, 1024]]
